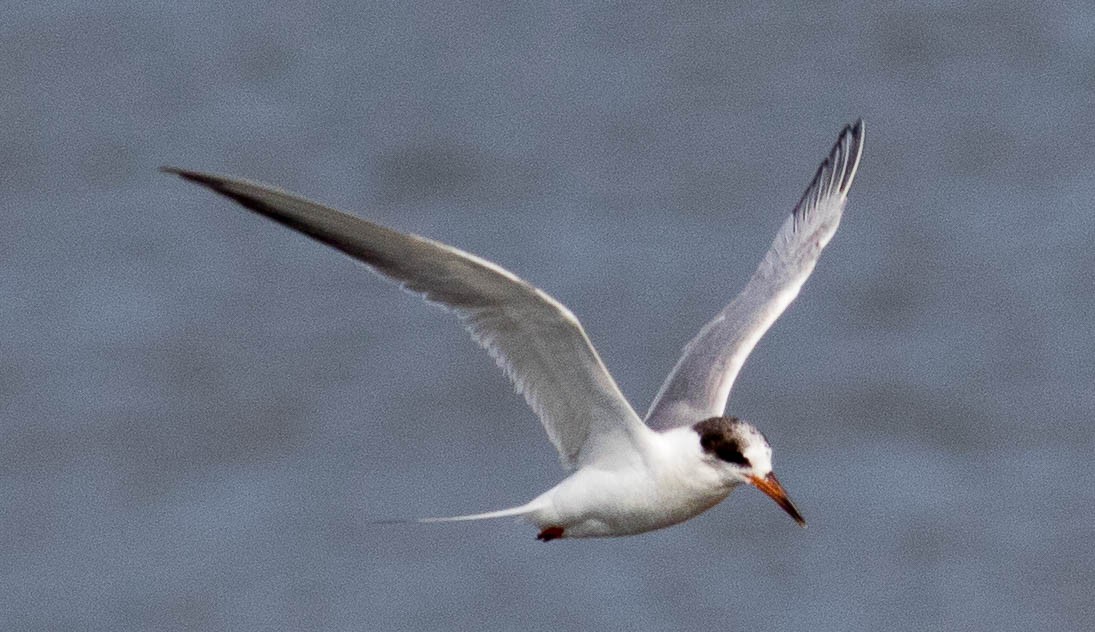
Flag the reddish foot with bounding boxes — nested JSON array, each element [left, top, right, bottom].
[[536, 526, 565, 542]]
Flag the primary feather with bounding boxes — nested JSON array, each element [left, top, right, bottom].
[[161, 167, 650, 469], [645, 121, 864, 429], [164, 121, 864, 539]]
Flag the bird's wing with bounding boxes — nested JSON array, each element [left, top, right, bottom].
[[644, 121, 864, 430], [164, 168, 649, 469]]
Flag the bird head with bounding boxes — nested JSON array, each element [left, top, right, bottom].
[[692, 416, 805, 526]]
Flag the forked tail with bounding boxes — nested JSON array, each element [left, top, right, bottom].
[[417, 501, 541, 524]]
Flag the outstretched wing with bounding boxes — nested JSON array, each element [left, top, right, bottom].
[[164, 168, 649, 469], [645, 121, 864, 430]]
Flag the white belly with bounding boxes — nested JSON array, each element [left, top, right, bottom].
[[525, 461, 735, 538]]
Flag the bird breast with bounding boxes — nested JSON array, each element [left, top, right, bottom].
[[531, 442, 735, 537]]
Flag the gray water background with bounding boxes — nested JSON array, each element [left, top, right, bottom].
[[3, 2, 1093, 630]]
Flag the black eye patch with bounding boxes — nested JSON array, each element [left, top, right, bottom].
[[715, 444, 749, 466], [699, 431, 750, 466]]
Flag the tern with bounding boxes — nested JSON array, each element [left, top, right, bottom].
[[164, 120, 863, 541]]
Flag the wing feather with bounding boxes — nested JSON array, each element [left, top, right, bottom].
[[163, 168, 648, 468], [645, 121, 864, 429]]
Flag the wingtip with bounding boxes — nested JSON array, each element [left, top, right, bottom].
[[839, 119, 865, 150], [162, 168, 250, 202], [851, 119, 865, 150], [836, 119, 865, 156], [160, 166, 218, 186], [843, 119, 865, 192], [788, 120, 865, 230]]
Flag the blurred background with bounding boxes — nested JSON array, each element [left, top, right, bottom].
[[3, 2, 1093, 630]]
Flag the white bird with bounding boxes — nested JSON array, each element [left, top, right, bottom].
[[164, 120, 863, 541]]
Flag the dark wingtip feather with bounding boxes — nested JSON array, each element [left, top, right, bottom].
[[790, 120, 865, 231], [160, 166, 225, 189], [841, 119, 865, 193], [159, 165, 191, 178], [160, 166, 293, 229]]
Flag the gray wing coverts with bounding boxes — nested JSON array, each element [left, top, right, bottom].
[[163, 168, 645, 469], [164, 120, 862, 464], [644, 121, 864, 430]]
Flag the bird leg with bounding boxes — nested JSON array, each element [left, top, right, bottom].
[[536, 526, 565, 542]]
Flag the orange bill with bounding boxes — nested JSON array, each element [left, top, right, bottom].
[[748, 472, 806, 527]]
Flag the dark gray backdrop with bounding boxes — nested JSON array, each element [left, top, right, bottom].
[[3, 2, 1092, 630]]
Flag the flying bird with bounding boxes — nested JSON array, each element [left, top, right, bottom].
[[164, 120, 863, 541]]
